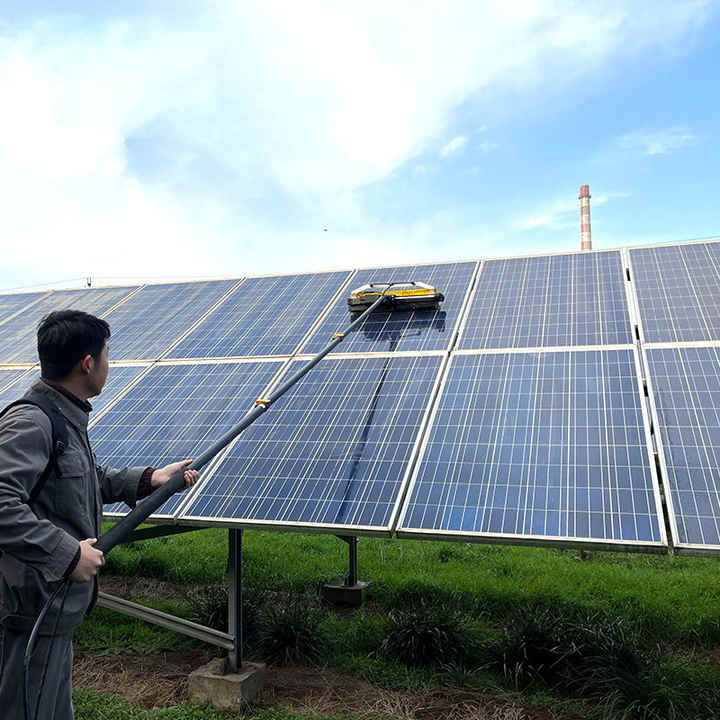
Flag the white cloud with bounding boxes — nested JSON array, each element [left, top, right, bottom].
[[516, 191, 630, 231], [0, 1, 711, 286], [617, 126, 698, 155], [440, 135, 468, 157], [518, 214, 554, 230]]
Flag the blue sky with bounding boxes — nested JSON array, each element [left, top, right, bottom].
[[1, 1, 718, 291]]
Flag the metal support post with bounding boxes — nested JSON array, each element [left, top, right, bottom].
[[188, 528, 266, 704], [322, 535, 368, 606], [227, 528, 243, 673], [343, 535, 358, 586]]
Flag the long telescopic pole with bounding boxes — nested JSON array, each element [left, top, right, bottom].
[[26, 286, 400, 720], [95, 288, 393, 554]]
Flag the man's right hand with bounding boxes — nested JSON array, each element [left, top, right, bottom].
[[70, 538, 104, 582]]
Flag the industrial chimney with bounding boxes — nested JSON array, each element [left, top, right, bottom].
[[579, 185, 592, 251]]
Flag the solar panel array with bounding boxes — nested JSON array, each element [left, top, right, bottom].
[[0, 291, 46, 324], [0, 286, 138, 364], [459, 251, 632, 349], [0, 365, 148, 417], [631, 243, 720, 343], [0, 368, 33, 401], [168, 271, 350, 359], [91, 360, 284, 517], [398, 349, 663, 549], [181, 355, 443, 532], [646, 345, 720, 553], [103, 280, 238, 361], [4, 240, 720, 555]]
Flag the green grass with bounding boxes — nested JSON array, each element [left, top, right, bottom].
[[76, 603, 197, 654], [90, 527, 720, 719], [103, 526, 720, 644], [73, 689, 361, 719]]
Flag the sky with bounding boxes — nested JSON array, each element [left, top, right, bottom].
[[1, 1, 719, 291]]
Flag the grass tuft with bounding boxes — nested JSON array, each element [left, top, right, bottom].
[[256, 601, 329, 666], [379, 603, 472, 668]]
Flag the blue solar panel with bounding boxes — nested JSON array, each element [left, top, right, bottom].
[[91, 360, 283, 517], [398, 349, 665, 549], [0, 286, 138, 364], [103, 280, 238, 361], [167, 271, 350, 359], [300, 262, 476, 355], [180, 355, 444, 532], [0, 369, 33, 405], [0, 365, 147, 416], [646, 346, 720, 552], [0, 291, 46, 324], [459, 251, 632, 349], [631, 242, 720, 343], [92, 365, 150, 416]]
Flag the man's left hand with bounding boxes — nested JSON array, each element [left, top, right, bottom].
[[151, 459, 199, 490]]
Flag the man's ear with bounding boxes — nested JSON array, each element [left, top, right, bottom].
[[80, 354, 94, 374]]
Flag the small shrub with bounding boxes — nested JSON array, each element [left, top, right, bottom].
[[594, 662, 720, 720], [559, 615, 648, 700], [482, 608, 565, 689], [380, 604, 471, 667], [187, 584, 264, 649], [188, 584, 229, 632], [256, 602, 328, 666]]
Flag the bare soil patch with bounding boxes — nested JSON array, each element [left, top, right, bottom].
[[73, 650, 583, 720], [99, 574, 201, 604]]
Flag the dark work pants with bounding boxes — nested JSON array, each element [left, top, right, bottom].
[[0, 625, 74, 720]]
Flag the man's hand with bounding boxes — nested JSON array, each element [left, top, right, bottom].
[[70, 538, 104, 582], [151, 459, 199, 490]]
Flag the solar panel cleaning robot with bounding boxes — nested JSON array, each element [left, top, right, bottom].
[[23, 280, 445, 720], [347, 281, 444, 315]]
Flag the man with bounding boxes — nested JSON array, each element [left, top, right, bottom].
[[0, 310, 199, 720]]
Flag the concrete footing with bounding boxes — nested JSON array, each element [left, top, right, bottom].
[[189, 658, 266, 708], [322, 579, 368, 606]]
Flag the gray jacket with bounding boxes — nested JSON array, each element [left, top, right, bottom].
[[0, 380, 146, 632]]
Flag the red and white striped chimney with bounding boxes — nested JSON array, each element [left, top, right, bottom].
[[579, 184, 592, 251]]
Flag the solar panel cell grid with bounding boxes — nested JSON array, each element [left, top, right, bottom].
[[399, 349, 664, 547], [104, 280, 238, 361], [631, 242, 720, 343], [459, 251, 632, 349], [0, 369, 32, 402], [181, 355, 443, 531], [300, 262, 476, 355], [92, 361, 283, 517], [646, 346, 720, 550], [168, 271, 350, 359], [0, 365, 147, 416], [0, 292, 46, 324], [0, 286, 138, 364]]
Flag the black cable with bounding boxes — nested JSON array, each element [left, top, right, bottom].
[[23, 578, 71, 720]]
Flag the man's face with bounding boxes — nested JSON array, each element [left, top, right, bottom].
[[88, 343, 109, 397]]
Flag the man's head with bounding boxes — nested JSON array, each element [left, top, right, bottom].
[[38, 310, 110, 397]]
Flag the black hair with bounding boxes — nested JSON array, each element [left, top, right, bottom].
[[37, 310, 110, 380]]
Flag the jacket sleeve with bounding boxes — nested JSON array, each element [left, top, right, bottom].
[[96, 464, 148, 508], [0, 407, 80, 583]]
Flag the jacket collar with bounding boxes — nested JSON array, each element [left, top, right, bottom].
[[41, 378, 92, 413], [29, 380, 90, 433]]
